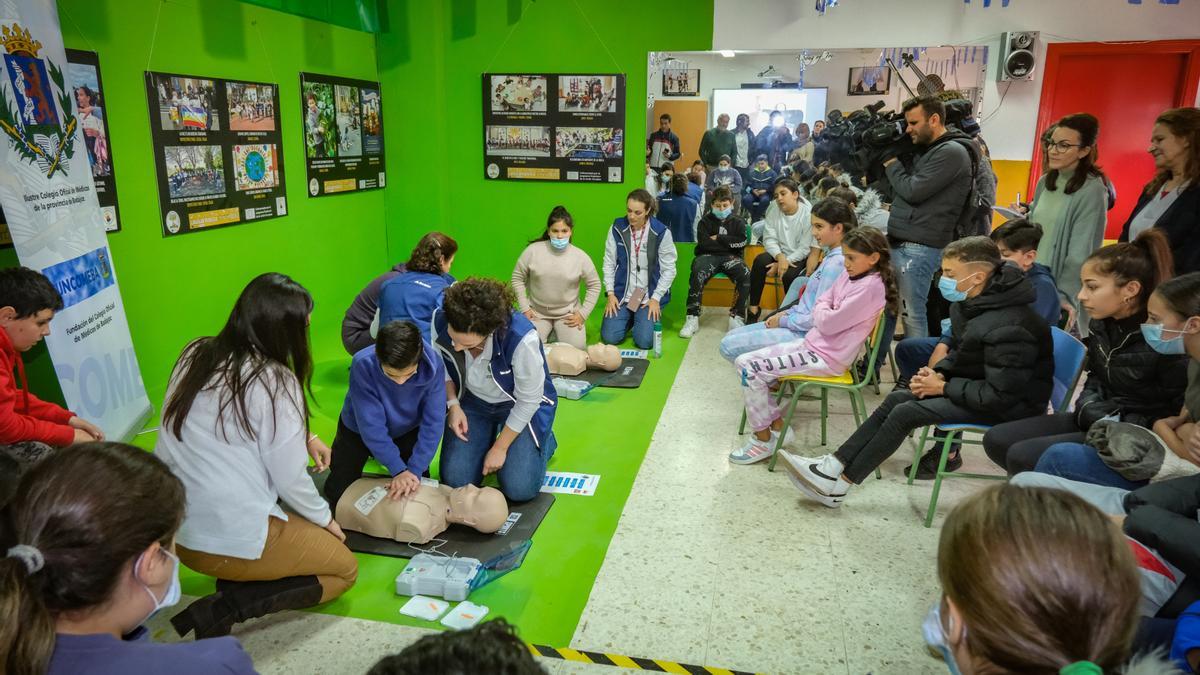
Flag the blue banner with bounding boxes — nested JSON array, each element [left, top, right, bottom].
[[41, 246, 116, 310]]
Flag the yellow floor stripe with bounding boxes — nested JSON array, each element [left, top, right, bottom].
[[556, 648, 593, 663], [606, 653, 640, 668], [654, 660, 690, 674], [527, 643, 761, 675]]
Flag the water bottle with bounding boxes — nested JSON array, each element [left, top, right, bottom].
[[653, 320, 663, 358]]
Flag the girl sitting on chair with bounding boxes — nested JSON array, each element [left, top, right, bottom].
[[729, 227, 895, 466]]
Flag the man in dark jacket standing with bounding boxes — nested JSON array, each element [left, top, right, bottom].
[[698, 114, 736, 174], [782, 237, 1054, 507], [883, 96, 975, 339]]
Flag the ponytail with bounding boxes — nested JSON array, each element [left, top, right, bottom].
[[0, 443, 184, 674], [1085, 228, 1174, 315]]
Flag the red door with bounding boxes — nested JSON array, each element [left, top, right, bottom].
[[1030, 41, 1200, 238]]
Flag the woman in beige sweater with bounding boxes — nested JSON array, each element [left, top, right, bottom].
[[511, 206, 601, 349]]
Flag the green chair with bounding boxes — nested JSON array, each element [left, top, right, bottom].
[[907, 327, 1088, 528]]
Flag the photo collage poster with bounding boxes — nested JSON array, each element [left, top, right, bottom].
[[483, 73, 625, 183], [1, 49, 121, 245], [300, 72, 385, 197], [144, 70, 287, 237]]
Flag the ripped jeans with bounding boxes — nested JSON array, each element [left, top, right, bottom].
[[891, 241, 942, 339]]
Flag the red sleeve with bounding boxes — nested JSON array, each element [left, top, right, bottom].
[[0, 363, 75, 447]]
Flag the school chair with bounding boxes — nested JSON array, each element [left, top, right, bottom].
[[908, 326, 1087, 528], [737, 313, 887, 477]]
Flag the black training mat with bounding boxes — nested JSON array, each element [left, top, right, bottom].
[[572, 357, 649, 388], [310, 471, 556, 560]]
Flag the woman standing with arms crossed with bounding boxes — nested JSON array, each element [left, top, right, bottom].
[[512, 206, 601, 349]]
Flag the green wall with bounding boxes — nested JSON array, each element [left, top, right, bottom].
[[46, 0, 391, 404], [375, 0, 714, 311]]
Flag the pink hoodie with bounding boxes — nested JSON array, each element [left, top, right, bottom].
[[803, 271, 886, 371]]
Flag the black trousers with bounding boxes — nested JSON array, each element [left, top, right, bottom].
[[834, 389, 1001, 484], [748, 251, 803, 310], [687, 254, 750, 317], [324, 418, 420, 507], [981, 412, 1083, 476]]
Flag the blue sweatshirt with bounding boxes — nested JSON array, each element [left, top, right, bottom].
[[657, 192, 699, 243], [48, 627, 256, 675], [781, 247, 846, 335], [378, 271, 455, 342], [340, 341, 447, 476]]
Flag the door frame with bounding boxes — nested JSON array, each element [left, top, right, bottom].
[[1028, 39, 1200, 195]]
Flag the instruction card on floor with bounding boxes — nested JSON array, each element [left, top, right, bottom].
[[540, 472, 600, 496]]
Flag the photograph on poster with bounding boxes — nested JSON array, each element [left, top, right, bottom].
[[557, 75, 618, 113], [555, 127, 622, 159], [485, 126, 551, 157], [303, 82, 337, 158], [232, 144, 278, 192], [847, 66, 890, 95], [164, 145, 225, 200], [662, 68, 700, 96], [154, 75, 219, 131], [68, 64, 111, 177], [227, 83, 276, 131], [334, 84, 362, 156], [490, 75, 547, 113], [361, 88, 381, 154]]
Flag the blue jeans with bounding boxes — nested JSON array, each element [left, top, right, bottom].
[[894, 337, 939, 381], [439, 394, 556, 502], [1033, 442, 1149, 491], [891, 242, 942, 339], [719, 322, 802, 362], [601, 304, 655, 349]]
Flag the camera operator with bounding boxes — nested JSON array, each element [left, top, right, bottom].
[[882, 96, 974, 339]]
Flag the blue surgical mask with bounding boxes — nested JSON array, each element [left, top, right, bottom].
[[1141, 323, 1188, 355], [549, 236, 570, 250], [136, 548, 181, 625], [713, 206, 732, 220], [938, 275, 969, 303], [922, 601, 964, 675]]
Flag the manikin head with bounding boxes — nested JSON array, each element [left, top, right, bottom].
[[447, 485, 509, 533], [585, 343, 621, 371]]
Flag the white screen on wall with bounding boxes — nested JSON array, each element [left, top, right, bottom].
[[711, 87, 828, 131]]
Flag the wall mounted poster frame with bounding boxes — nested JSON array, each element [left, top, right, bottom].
[[144, 70, 287, 237], [299, 72, 386, 197], [662, 68, 700, 97], [847, 65, 891, 96], [483, 73, 625, 183]]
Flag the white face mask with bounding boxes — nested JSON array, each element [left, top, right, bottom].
[[922, 600, 964, 675], [136, 548, 181, 625]]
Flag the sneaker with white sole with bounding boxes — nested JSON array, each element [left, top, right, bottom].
[[784, 469, 845, 508], [679, 315, 700, 338], [729, 432, 779, 465], [781, 452, 849, 497], [728, 315, 745, 331]]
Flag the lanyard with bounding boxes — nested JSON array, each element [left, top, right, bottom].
[[631, 225, 647, 273]]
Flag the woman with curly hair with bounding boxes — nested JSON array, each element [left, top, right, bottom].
[[378, 232, 457, 342], [431, 278, 557, 502]]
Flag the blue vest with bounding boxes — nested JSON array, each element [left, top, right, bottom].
[[610, 216, 671, 306], [431, 309, 557, 447]]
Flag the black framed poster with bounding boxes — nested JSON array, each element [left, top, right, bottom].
[[482, 73, 625, 183], [299, 72, 385, 197], [66, 49, 120, 231], [144, 71, 286, 237]]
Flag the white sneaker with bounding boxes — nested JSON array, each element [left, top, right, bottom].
[[785, 469, 845, 508], [728, 315, 745, 331], [729, 431, 778, 465], [679, 315, 700, 338], [781, 452, 850, 499]]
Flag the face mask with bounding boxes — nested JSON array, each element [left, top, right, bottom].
[[136, 548, 181, 625], [1141, 323, 1188, 355], [922, 601, 964, 675], [713, 206, 732, 220], [719, 165, 730, 172], [549, 236, 570, 250], [938, 273, 980, 303]]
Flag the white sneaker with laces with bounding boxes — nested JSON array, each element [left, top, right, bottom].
[[729, 431, 779, 465], [728, 315, 745, 331], [680, 315, 700, 338]]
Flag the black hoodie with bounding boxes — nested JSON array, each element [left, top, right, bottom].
[[694, 212, 748, 257], [934, 261, 1055, 420]]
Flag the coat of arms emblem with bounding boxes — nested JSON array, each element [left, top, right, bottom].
[[0, 23, 77, 178]]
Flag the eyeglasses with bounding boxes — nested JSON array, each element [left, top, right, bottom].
[[1043, 140, 1083, 153]]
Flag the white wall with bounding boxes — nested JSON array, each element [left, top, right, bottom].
[[710, 0, 1200, 160]]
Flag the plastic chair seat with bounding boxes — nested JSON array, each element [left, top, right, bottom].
[[780, 372, 855, 386], [932, 423, 993, 433]]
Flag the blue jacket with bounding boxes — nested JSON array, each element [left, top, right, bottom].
[[657, 192, 699, 243], [378, 271, 455, 341], [1027, 262, 1062, 328], [340, 341, 447, 476], [685, 181, 703, 204], [48, 627, 255, 675], [609, 216, 672, 306], [781, 247, 846, 335], [431, 309, 557, 448]]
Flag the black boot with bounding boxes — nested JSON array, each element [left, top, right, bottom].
[[170, 575, 324, 639]]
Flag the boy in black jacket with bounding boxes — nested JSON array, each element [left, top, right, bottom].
[[784, 236, 1055, 507], [680, 186, 750, 338]]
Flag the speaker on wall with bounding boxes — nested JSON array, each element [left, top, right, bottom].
[[999, 31, 1038, 81]]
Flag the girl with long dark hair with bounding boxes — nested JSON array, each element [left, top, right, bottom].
[[511, 206, 601, 349]]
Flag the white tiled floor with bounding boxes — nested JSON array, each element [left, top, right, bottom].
[[153, 308, 999, 674]]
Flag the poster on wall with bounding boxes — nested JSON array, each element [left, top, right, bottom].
[[482, 73, 625, 183], [144, 71, 287, 237], [299, 72, 385, 197], [0, 3, 152, 440]]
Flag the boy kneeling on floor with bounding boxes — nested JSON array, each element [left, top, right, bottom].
[[783, 236, 1055, 507], [680, 186, 750, 338]]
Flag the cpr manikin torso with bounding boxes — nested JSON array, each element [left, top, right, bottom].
[[545, 343, 621, 376], [336, 479, 509, 544]]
